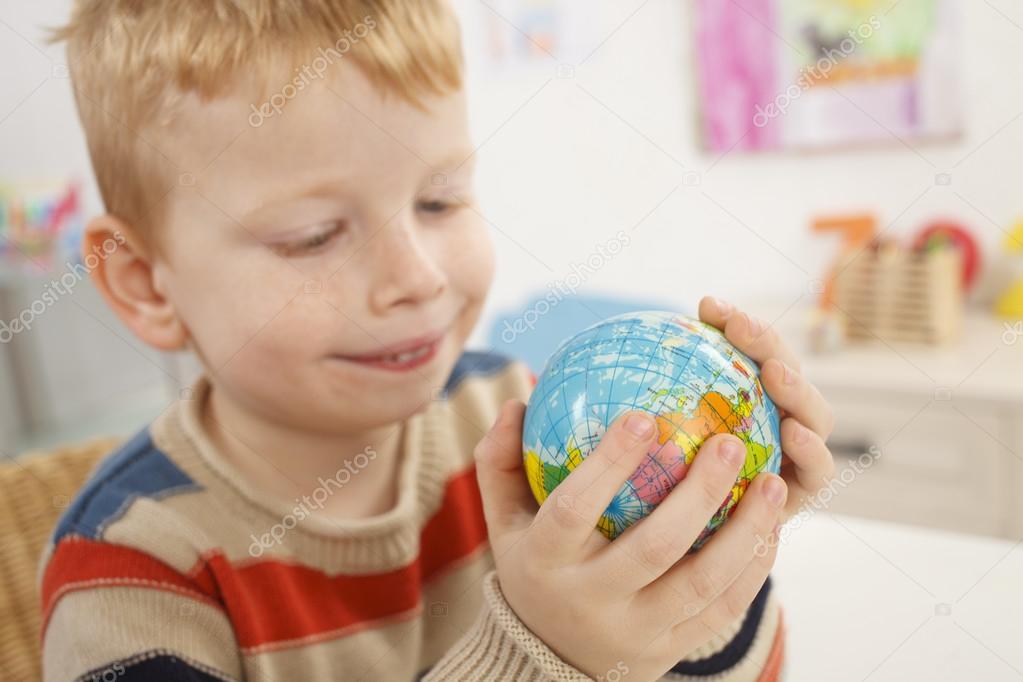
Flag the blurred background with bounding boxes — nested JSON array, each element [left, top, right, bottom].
[[4, 0, 1022, 533], [2, 1, 1023, 677]]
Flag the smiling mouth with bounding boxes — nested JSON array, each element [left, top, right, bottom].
[[334, 330, 447, 372]]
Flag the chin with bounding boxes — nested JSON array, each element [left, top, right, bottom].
[[343, 389, 437, 432], [351, 352, 462, 421]]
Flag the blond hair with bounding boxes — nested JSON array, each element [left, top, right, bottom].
[[50, 0, 463, 238]]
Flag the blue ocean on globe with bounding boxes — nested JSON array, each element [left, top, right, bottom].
[[522, 310, 782, 548]]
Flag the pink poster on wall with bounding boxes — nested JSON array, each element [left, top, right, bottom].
[[693, 0, 782, 152], [693, 0, 963, 153]]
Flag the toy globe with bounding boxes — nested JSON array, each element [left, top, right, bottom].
[[522, 311, 782, 551]]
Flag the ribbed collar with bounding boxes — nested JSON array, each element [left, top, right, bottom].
[[152, 374, 453, 571]]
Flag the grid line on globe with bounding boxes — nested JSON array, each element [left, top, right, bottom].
[[522, 311, 782, 550]]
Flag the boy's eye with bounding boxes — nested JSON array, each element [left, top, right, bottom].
[[270, 221, 346, 257], [416, 198, 458, 214]]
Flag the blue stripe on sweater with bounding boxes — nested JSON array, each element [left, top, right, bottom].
[[53, 427, 200, 543], [75, 652, 227, 682], [668, 576, 774, 677], [442, 350, 514, 395], [414, 579, 775, 681]]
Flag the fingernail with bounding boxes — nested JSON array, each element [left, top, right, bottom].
[[782, 362, 796, 385], [719, 438, 744, 465], [792, 421, 809, 445], [765, 476, 786, 507], [745, 314, 763, 338], [624, 412, 654, 438], [714, 297, 733, 319]]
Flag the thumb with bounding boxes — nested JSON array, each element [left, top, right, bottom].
[[474, 399, 536, 543]]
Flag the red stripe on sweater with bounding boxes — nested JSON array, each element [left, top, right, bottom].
[[213, 464, 488, 651], [756, 608, 786, 682], [42, 464, 489, 652], [40, 538, 221, 633], [420, 462, 488, 578]]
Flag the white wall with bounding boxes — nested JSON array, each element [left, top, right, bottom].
[[450, 0, 1023, 344], [0, 334, 20, 450], [1, 0, 1021, 443], [0, 2, 177, 448]]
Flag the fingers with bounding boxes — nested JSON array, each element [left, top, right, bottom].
[[779, 417, 835, 509], [595, 433, 746, 592], [635, 470, 786, 629], [668, 532, 778, 653], [760, 358, 835, 437], [697, 296, 735, 330], [723, 310, 801, 373], [532, 410, 658, 557], [698, 296, 801, 373], [474, 400, 538, 550]]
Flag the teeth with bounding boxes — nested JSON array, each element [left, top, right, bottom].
[[384, 344, 430, 363]]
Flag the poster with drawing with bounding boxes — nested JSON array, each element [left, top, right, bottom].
[[477, 0, 598, 68], [693, 0, 963, 153]]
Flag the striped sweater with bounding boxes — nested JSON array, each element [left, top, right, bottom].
[[39, 351, 785, 681]]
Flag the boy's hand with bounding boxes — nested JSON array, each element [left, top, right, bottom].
[[474, 401, 787, 681], [697, 296, 837, 525]]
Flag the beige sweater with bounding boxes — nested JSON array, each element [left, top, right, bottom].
[[39, 352, 784, 681]]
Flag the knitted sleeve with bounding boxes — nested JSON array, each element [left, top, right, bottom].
[[39, 537, 242, 682], [421, 569, 785, 682]]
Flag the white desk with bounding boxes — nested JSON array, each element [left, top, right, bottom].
[[756, 303, 1023, 541], [773, 512, 1022, 681]]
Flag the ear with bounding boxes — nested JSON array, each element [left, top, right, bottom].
[[83, 214, 189, 351]]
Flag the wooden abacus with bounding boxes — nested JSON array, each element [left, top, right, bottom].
[[832, 246, 963, 345]]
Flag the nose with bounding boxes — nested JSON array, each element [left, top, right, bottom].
[[368, 219, 446, 313]]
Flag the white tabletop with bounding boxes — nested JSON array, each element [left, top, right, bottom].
[[755, 304, 1023, 406], [772, 512, 1022, 681]]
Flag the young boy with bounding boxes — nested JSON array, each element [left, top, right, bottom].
[[41, 1, 836, 680]]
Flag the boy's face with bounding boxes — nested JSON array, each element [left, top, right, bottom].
[[152, 62, 493, 434]]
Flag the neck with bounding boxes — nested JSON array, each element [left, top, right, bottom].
[[201, 380, 406, 520]]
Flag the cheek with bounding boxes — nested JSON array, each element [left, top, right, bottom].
[[445, 218, 495, 303], [159, 198, 308, 363], [167, 250, 309, 368]]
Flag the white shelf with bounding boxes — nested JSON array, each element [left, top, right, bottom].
[[749, 300, 1023, 542]]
